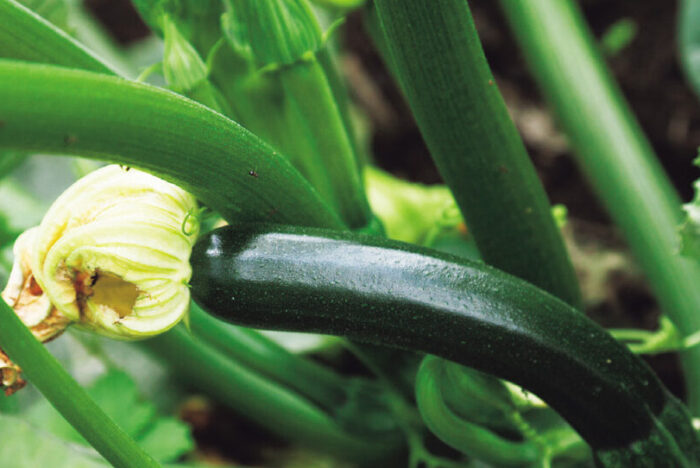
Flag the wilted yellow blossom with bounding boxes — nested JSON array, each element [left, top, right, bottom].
[[2, 165, 199, 343]]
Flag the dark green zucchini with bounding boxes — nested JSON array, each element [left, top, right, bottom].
[[190, 224, 700, 466]]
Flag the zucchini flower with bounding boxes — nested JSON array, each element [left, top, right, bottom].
[[2, 165, 199, 344]]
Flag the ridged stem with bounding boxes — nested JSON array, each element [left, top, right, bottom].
[[415, 358, 543, 466], [373, 0, 581, 308], [279, 58, 373, 228], [189, 303, 350, 411], [499, 0, 700, 414], [143, 326, 401, 462], [0, 60, 343, 229], [0, 0, 112, 73]]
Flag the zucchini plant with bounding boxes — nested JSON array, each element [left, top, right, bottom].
[[0, 0, 699, 467]]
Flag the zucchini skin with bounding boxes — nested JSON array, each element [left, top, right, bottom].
[[190, 224, 699, 462]]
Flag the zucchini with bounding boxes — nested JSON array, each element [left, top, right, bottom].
[[190, 224, 700, 466]]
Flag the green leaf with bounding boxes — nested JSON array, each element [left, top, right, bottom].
[[680, 157, 700, 259], [0, 413, 108, 468], [308, 0, 365, 10], [25, 370, 194, 463], [364, 166, 462, 245], [138, 418, 194, 462], [0, 413, 223, 468], [87, 372, 159, 438], [599, 18, 637, 57], [680, 0, 700, 99]]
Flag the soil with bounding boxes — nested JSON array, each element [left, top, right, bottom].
[[82, 0, 700, 461]]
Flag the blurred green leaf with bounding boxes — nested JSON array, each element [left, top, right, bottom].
[[24, 370, 194, 463], [0, 414, 108, 468], [600, 18, 637, 56], [87, 371, 159, 437], [139, 417, 194, 462], [680, 155, 700, 259], [0, 412, 236, 468], [308, 0, 364, 11], [0, 152, 27, 179]]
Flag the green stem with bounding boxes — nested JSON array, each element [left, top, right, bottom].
[[610, 329, 657, 342], [317, 46, 368, 166], [0, 0, 113, 74], [218, 0, 372, 228], [373, 0, 581, 309], [499, 0, 700, 414], [0, 59, 343, 229], [207, 42, 318, 176], [415, 358, 544, 466], [280, 58, 373, 228], [610, 317, 684, 355], [210, 49, 339, 202], [0, 299, 160, 468], [0, 4, 342, 227], [142, 325, 400, 462], [189, 303, 350, 411]]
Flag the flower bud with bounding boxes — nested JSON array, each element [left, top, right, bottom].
[[9, 165, 199, 340], [227, 0, 323, 67]]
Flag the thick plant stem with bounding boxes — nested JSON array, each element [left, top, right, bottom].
[[189, 303, 350, 411], [373, 0, 581, 309], [0, 299, 161, 468], [222, 0, 372, 228], [281, 59, 373, 229], [0, 60, 343, 230], [143, 326, 400, 462], [499, 0, 700, 414], [415, 358, 543, 466]]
